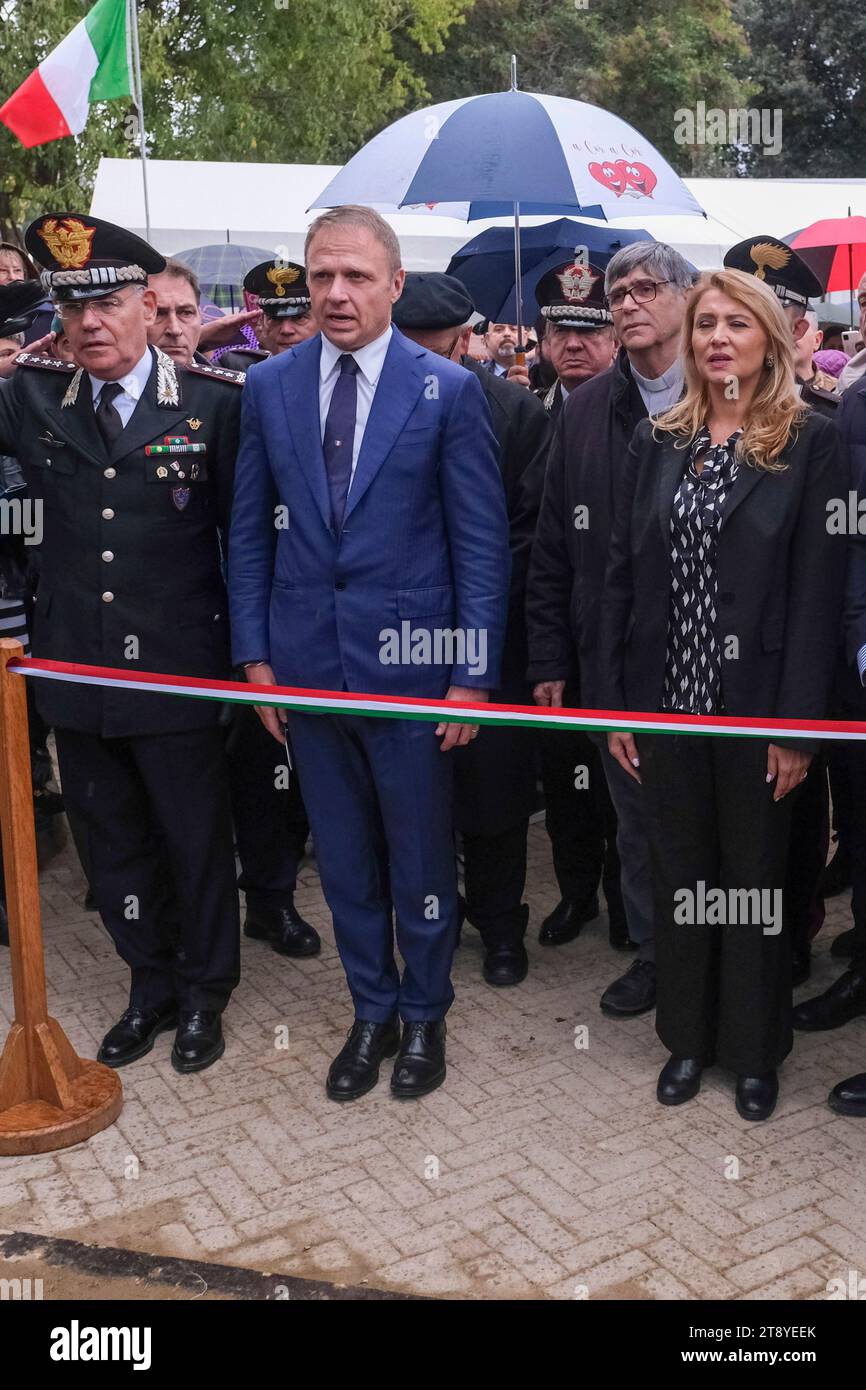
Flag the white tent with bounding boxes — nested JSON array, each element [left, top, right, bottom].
[[91, 157, 866, 293]]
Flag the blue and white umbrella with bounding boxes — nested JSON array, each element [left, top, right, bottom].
[[312, 69, 704, 343]]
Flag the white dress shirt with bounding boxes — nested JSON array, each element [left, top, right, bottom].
[[89, 348, 153, 427], [319, 326, 392, 484]]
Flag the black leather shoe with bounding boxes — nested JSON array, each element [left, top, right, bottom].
[[244, 901, 321, 958], [822, 845, 851, 898], [482, 942, 528, 987], [171, 1011, 224, 1074], [391, 1021, 446, 1099], [326, 1018, 400, 1102], [828, 1072, 866, 1117], [736, 1071, 778, 1121], [792, 969, 866, 1032], [792, 945, 812, 987], [538, 893, 599, 946], [97, 1003, 178, 1068], [600, 959, 656, 1016], [657, 1056, 704, 1106], [831, 928, 858, 960]]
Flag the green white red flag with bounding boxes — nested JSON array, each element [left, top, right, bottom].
[[0, 0, 131, 148]]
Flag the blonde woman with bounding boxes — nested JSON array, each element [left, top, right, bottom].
[[599, 269, 846, 1121]]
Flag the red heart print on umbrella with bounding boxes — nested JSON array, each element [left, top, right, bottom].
[[588, 160, 627, 196], [618, 160, 658, 197]]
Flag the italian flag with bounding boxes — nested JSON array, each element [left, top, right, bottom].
[[0, 0, 131, 148]]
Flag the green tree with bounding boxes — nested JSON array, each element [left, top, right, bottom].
[[409, 0, 752, 173], [732, 0, 866, 175], [0, 0, 469, 239]]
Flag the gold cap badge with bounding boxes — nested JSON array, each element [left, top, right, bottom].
[[749, 242, 791, 282], [36, 217, 96, 269], [266, 265, 301, 297]]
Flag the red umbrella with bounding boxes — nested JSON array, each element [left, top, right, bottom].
[[789, 215, 866, 326]]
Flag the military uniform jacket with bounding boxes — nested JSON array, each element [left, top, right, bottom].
[[0, 346, 242, 736]]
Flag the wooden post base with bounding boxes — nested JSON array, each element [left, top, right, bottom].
[[0, 1017, 122, 1155]]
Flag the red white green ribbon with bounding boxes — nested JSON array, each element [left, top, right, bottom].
[[5, 656, 866, 741]]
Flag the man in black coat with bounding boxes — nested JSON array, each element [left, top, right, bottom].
[[393, 272, 550, 985], [527, 241, 694, 1017], [147, 258, 319, 961], [0, 213, 243, 1074], [800, 363, 866, 1115], [529, 262, 628, 954], [724, 236, 843, 985]]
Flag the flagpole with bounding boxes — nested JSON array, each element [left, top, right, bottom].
[[127, 0, 151, 239]]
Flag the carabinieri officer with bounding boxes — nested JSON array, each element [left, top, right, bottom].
[[0, 213, 244, 1074]]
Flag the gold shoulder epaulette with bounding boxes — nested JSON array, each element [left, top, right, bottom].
[[15, 352, 76, 373], [185, 360, 246, 386]]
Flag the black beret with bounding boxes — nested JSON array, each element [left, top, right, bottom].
[[243, 260, 310, 318], [393, 272, 475, 331], [0, 280, 45, 336], [25, 213, 165, 302], [723, 236, 823, 307]]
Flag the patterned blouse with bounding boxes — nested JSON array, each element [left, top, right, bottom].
[[661, 424, 742, 716]]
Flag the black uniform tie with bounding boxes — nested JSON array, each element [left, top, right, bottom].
[[95, 381, 124, 448]]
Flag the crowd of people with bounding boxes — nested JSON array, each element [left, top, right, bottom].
[[0, 203, 865, 1123]]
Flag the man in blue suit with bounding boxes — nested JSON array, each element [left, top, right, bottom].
[[229, 206, 510, 1102]]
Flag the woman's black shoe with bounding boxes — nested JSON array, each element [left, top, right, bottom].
[[735, 1071, 778, 1121], [657, 1056, 704, 1105]]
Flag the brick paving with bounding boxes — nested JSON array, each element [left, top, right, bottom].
[[1, 817, 864, 1301]]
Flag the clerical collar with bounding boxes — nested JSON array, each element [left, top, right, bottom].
[[630, 359, 684, 394]]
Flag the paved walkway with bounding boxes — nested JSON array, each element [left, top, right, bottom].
[[1, 821, 864, 1300]]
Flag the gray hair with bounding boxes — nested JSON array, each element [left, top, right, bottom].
[[604, 241, 696, 295], [305, 205, 402, 276]]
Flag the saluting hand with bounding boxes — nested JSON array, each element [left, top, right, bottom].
[[198, 309, 262, 351]]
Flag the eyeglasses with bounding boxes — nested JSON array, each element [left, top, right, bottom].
[[606, 279, 671, 311], [56, 290, 141, 321]]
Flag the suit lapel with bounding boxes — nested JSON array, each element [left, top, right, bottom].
[[281, 337, 332, 532], [719, 457, 766, 526], [45, 371, 107, 469], [343, 332, 425, 524], [111, 347, 189, 463]]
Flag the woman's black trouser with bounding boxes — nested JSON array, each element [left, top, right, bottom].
[[638, 735, 796, 1074]]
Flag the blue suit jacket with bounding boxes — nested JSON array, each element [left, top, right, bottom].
[[228, 327, 511, 696]]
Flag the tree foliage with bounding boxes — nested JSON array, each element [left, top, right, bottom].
[[409, 0, 752, 172], [732, 0, 866, 175], [0, 0, 469, 238]]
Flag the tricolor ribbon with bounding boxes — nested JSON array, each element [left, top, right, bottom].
[[6, 656, 866, 741]]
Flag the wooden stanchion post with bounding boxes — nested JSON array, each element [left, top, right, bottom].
[[0, 639, 121, 1154]]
